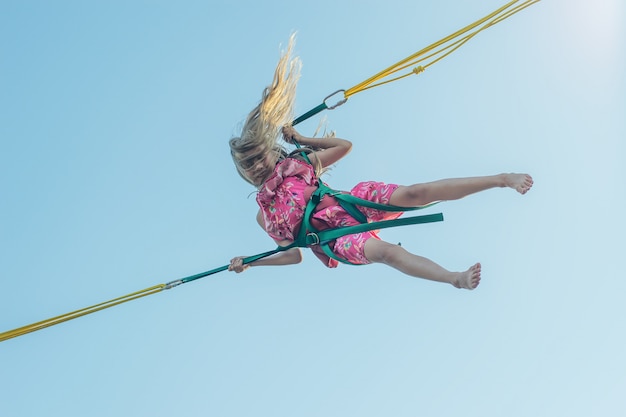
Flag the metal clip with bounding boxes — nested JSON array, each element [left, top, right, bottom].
[[164, 279, 183, 290], [306, 232, 320, 246], [323, 89, 348, 110]]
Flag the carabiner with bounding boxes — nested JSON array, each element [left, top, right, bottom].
[[323, 89, 348, 110]]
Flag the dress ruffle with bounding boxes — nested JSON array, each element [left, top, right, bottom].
[[259, 158, 316, 199], [257, 158, 317, 242]]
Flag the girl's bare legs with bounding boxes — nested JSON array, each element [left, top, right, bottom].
[[363, 239, 481, 289], [390, 173, 533, 207], [370, 173, 532, 288]]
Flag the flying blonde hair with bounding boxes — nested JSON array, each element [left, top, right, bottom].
[[230, 35, 301, 187]]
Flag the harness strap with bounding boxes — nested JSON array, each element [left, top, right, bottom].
[[315, 212, 444, 264], [288, 180, 444, 264], [287, 141, 443, 264]]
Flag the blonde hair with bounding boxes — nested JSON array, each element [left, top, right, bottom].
[[230, 35, 301, 187]]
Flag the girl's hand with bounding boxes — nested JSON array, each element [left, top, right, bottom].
[[281, 125, 301, 144], [228, 256, 250, 273], [282, 125, 352, 168]]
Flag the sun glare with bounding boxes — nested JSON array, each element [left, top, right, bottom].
[[569, 0, 623, 48]]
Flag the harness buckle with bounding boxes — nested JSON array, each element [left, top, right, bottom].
[[306, 232, 320, 246]]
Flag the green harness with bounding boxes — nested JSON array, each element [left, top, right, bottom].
[[269, 151, 444, 265]]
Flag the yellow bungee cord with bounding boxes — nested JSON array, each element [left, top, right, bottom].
[[293, 0, 540, 125], [344, 0, 540, 98]]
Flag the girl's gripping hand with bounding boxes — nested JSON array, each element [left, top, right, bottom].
[[281, 125, 301, 144], [228, 256, 250, 273]]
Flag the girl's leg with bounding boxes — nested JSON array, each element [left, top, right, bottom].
[[390, 173, 533, 207], [363, 238, 481, 289]]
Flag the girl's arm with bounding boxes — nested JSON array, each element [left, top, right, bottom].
[[228, 248, 303, 273], [282, 126, 352, 168], [228, 209, 303, 273]]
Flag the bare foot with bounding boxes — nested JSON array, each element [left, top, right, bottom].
[[503, 173, 533, 195], [452, 263, 481, 290]]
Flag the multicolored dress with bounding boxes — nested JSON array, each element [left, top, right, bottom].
[[256, 158, 402, 267]]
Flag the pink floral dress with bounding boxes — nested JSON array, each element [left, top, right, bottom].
[[257, 158, 402, 267]]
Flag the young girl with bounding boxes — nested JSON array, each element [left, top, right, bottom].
[[227, 37, 533, 290]]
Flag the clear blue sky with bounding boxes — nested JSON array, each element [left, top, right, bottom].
[[1, 1, 624, 416]]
